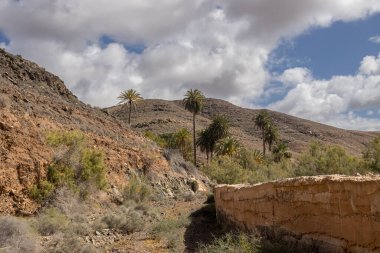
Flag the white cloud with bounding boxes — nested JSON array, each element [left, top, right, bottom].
[[369, 35, 380, 44], [360, 54, 380, 75], [1, 0, 380, 129], [270, 54, 380, 130], [277, 67, 312, 87]]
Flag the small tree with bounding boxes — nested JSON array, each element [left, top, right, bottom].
[[254, 110, 270, 156], [118, 89, 143, 125], [183, 89, 205, 166]]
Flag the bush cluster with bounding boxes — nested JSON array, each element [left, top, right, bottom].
[[123, 174, 152, 203], [30, 130, 107, 202]]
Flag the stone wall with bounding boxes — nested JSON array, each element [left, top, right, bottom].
[[214, 175, 380, 253]]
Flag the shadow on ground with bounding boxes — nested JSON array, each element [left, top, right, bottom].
[[184, 201, 226, 252]]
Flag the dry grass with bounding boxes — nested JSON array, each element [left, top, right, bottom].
[[0, 216, 39, 253]]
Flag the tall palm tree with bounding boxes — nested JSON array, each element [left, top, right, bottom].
[[196, 129, 213, 163], [118, 89, 143, 125], [254, 110, 270, 156], [183, 89, 205, 166]]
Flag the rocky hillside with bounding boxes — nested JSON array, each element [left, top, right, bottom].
[[108, 98, 378, 157], [0, 49, 205, 215]]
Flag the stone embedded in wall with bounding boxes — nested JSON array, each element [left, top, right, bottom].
[[214, 175, 380, 253]]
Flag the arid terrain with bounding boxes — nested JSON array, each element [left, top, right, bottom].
[[1, 49, 379, 253]]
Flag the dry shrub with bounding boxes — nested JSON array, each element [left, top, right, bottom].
[[101, 206, 145, 234], [0, 94, 11, 110], [43, 233, 99, 253], [34, 208, 68, 236], [0, 216, 39, 253]]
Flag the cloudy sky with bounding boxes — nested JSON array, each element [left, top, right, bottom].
[[1, 0, 380, 130]]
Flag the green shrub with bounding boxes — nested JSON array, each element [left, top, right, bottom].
[[47, 164, 76, 189], [29, 180, 55, 202], [201, 157, 253, 184], [199, 233, 260, 253], [29, 130, 108, 200], [363, 135, 380, 173], [80, 148, 107, 189], [0, 216, 39, 253], [45, 130, 86, 149], [123, 174, 151, 203], [295, 141, 365, 176], [34, 208, 68, 236], [144, 131, 167, 147]]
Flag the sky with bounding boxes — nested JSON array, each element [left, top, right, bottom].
[[0, 0, 380, 130]]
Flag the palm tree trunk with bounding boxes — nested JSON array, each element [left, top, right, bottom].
[[192, 112, 197, 166], [262, 130, 266, 156], [128, 101, 132, 124], [206, 152, 209, 164]]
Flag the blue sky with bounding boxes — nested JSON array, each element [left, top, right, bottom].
[[1, 1, 380, 130], [270, 13, 380, 79]]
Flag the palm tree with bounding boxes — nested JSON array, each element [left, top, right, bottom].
[[183, 89, 205, 166], [208, 115, 230, 143], [196, 129, 213, 163], [215, 137, 241, 157], [254, 110, 270, 156], [272, 142, 292, 162], [118, 89, 143, 124], [265, 123, 279, 152], [174, 128, 192, 159]]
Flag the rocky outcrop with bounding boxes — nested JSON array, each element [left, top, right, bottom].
[[214, 175, 380, 253], [0, 49, 208, 215]]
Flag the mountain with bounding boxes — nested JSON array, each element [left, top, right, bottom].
[[108, 98, 378, 157], [0, 49, 203, 215]]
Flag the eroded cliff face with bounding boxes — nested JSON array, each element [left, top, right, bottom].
[[215, 175, 380, 253]]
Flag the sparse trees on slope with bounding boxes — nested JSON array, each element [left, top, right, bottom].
[[183, 89, 205, 166], [118, 89, 143, 125], [197, 115, 230, 162]]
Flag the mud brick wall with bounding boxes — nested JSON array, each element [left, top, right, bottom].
[[214, 175, 380, 253]]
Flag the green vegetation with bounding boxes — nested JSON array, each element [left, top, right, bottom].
[[118, 89, 143, 124], [202, 136, 380, 185], [123, 174, 152, 203], [254, 110, 279, 156], [29, 180, 55, 203], [145, 128, 192, 160], [199, 233, 260, 253], [363, 135, 380, 172], [29, 130, 107, 202], [183, 89, 205, 166], [197, 115, 230, 162], [295, 141, 364, 176]]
